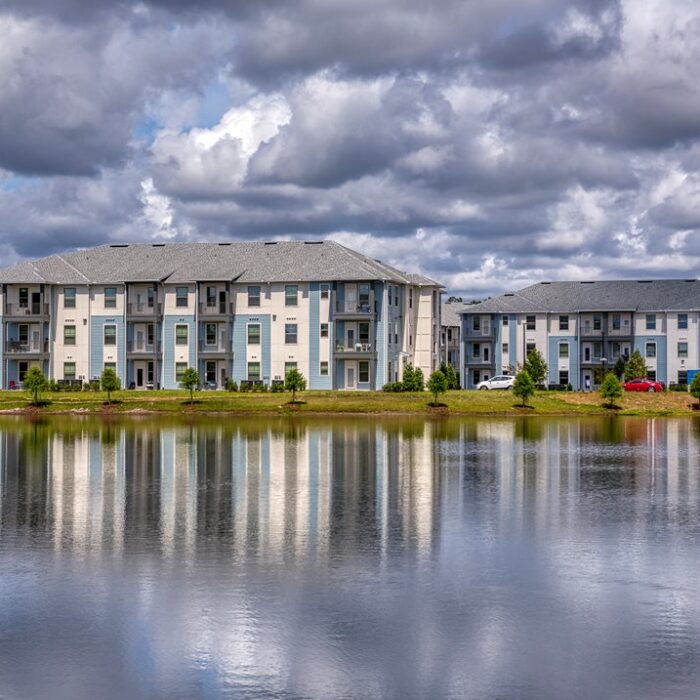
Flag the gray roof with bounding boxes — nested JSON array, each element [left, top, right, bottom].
[[462, 279, 700, 314], [441, 301, 466, 327], [0, 241, 444, 287]]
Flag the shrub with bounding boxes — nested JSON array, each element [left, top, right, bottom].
[[402, 364, 424, 392], [100, 367, 121, 403], [513, 369, 535, 407], [600, 372, 623, 408], [270, 380, 285, 393], [427, 370, 448, 405], [179, 367, 200, 403], [690, 374, 700, 408], [226, 379, 238, 392], [625, 350, 647, 381], [252, 382, 268, 393], [382, 382, 404, 392], [24, 367, 48, 405], [669, 383, 688, 392], [285, 368, 306, 402]]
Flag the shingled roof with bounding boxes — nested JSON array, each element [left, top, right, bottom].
[[0, 241, 443, 287], [462, 279, 700, 314]]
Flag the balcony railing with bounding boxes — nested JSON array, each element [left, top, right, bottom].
[[127, 341, 162, 353], [335, 342, 375, 354], [199, 339, 230, 352], [5, 340, 49, 354], [127, 303, 162, 315], [4, 303, 49, 317], [199, 302, 231, 315]]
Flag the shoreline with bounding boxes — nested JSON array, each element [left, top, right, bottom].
[[0, 389, 697, 418]]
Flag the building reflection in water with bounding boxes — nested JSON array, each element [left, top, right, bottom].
[[2, 416, 700, 699]]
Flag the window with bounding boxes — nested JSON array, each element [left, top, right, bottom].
[[526, 342, 536, 356], [147, 287, 155, 308], [104, 362, 116, 372], [19, 288, 28, 308], [359, 322, 370, 344], [502, 316, 508, 326], [678, 370, 688, 385], [285, 323, 298, 344], [648, 370, 656, 381], [646, 314, 656, 330], [175, 363, 187, 382], [18, 324, 28, 344], [472, 370, 480, 386], [473, 343, 480, 359], [104, 325, 116, 346], [559, 343, 569, 358], [320, 323, 329, 338], [359, 360, 370, 383], [678, 314, 688, 330], [175, 325, 188, 346], [359, 284, 370, 311], [64, 288, 76, 308], [248, 286, 261, 307], [646, 342, 656, 358], [526, 316, 536, 330], [204, 286, 215, 307], [678, 342, 688, 358], [612, 314, 621, 331], [320, 284, 330, 300], [63, 362, 76, 380], [409, 288, 413, 309], [176, 287, 188, 307], [247, 324, 261, 345], [593, 316, 601, 331], [473, 316, 481, 331], [559, 316, 569, 331], [206, 323, 217, 345], [104, 287, 117, 309], [593, 342, 602, 359], [285, 362, 297, 375], [147, 324, 154, 347], [247, 362, 260, 381], [559, 370, 569, 386], [447, 328, 452, 342], [320, 361, 329, 376], [502, 343, 509, 353], [64, 325, 76, 346], [285, 285, 298, 307]]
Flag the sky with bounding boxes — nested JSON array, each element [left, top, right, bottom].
[[0, 0, 699, 298]]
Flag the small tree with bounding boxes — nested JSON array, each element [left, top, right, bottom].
[[625, 350, 647, 380], [100, 367, 121, 403], [513, 369, 535, 407], [24, 366, 48, 405], [402, 364, 425, 391], [180, 367, 200, 403], [285, 368, 306, 402], [444, 364, 459, 390], [690, 373, 700, 409], [600, 372, 623, 408], [427, 370, 448, 405], [613, 356, 626, 380], [524, 348, 548, 387]]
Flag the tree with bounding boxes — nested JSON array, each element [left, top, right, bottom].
[[446, 296, 463, 303], [690, 373, 700, 409], [513, 369, 535, 407], [100, 367, 121, 403], [24, 366, 48, 405], [625, 350, 647, 380], [402, 364, 424, 391], [599, 372, 623, 408], [523, 348, 548, 386], [427, 370, 448, 405], [613, 356, 626, 380], [444, 363, 459, 390], [180, 367, 200, 403], [285, 368, 306, 402]]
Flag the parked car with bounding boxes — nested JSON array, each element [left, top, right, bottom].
[[623, 378, 665, 393], [476, 375, 515, 390]]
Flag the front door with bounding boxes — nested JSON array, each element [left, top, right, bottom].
[[346, 363, 356, 389], [347, 327, 355, 349], [136, 367, 144, 387], [206, 361, 216, 385], [31, 330, 40, 352], [31, 293, 41, 315], [345, 286, 357, 313], [219, 291, 226, 314]]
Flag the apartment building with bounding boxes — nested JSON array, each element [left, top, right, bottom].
[[0, 241, 441, 390], [460, 279, 700, 389], [440, 301, 464, 369]]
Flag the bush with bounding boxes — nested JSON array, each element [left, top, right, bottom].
[[285, 369, 306, 401], [402, 364, 424, 392], [101, 367, 121, 402], [669, 383, 688, 392], [225, 379, 238, 392], [239, 380, 253, 392], [427, 370, 448, 404], [382, 382, 404, 392], [600, 372, 623, 408], [252, 382, 268, 393], [513, 369, 535, 407], [270, 380, 285, 393]]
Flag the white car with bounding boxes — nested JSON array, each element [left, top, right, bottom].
[[476, 375, 515, 390]]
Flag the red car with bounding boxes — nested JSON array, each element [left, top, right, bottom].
[[623, 378, 664, 393]]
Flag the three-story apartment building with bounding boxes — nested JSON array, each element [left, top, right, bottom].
[[460, 280, 700, 389], [0, 241, 442, 390]]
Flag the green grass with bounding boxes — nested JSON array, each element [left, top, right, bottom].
[[0, 388, 696, 417]]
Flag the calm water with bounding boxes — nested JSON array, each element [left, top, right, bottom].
[[1, 416, 700, 699]]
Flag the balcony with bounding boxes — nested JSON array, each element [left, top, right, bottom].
[[467, 356, 494, 365], [4, 303, 49, 318], [334, 342, 376, 358], [199, 339, 231, 354], [126, 302, 162, 317], [199, 302, 233, 316], [332, 292, 375, 319], [127, 341, 162, 355], [5, 340, 49, 355]]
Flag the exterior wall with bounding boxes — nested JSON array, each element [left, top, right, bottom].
[[51, 285, 90, 381], [90, 315, 125, 382], [666, 311, 699, 385]]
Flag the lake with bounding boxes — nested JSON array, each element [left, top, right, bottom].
[[1, 416, 700, 699]]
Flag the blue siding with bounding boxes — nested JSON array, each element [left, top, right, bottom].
[[90, 315, 125, 382], [335, 359, 345, 389], [509, 315, 517, 369], [231, 314, 270, 383], [635, 335, 667, 382], [494, 314, 502, 373], [548, 336, 577, 386], [308, 283, 332, 390], [162, 315, 195, 389], [374, 282, 385, 388]]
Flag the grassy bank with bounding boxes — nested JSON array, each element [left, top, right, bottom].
[[0, 389, 698, 417]]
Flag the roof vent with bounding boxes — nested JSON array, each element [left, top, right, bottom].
[[580, 281, 594, 284], [540, 282, 551, 285], [218, 242, 231, 246], [637, 280, 652, 284], [264, 242, 277, 246], [304, 241, 324, 245], [152, 244, 165, 247], [686, 279, 695, 282], [109, 244, 129, 248], [504, 293, 515, 297]]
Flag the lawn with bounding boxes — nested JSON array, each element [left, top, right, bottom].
[[0, 388, 698, 417]]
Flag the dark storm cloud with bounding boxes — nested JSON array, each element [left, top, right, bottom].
[[0, 0, 698, 297]]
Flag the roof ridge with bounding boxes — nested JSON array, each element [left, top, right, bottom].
[[56, 254, 90, 283]]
